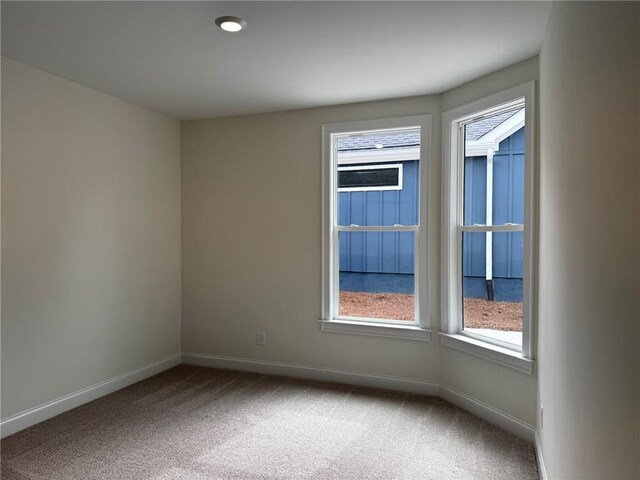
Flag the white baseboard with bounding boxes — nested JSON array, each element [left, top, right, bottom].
[[2, 352, 536, 445], [0, 353, 181, 439], [182, 353, 535, 442], [535, 430, 548, 480], [181, 352, 440, 396], [439, 384, 535, 442]]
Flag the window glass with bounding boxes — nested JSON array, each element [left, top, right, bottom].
[[337, 128, 419, 227], [327, 122, 423, 325], [460, 104, 526, 348], [338, 231, 415, 322], [462, 231, 523, 346], [338, 166, 400, 190]]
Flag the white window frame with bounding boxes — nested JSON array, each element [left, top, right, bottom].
[[441, 82, 535, 374], [321, 115, 432, 341], [337, 163, 403, 192]]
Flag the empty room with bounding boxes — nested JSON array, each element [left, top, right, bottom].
[[1, 2, 638, 479]]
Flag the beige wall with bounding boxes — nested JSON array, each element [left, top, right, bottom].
[[538, 3, 640, 479], [440, 57, 539, 425], [181, 58, 538, 425], [1, 58, 182, 419], [181, 95, 443, 382]]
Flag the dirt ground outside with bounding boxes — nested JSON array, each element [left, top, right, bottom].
[[339, 291, 415, 321], [339, 291, 523, 331]]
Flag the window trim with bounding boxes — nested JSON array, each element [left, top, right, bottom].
[[320, 318, 431, 342], [337, 163, 403, 192], [441, 82, 536, 368], [321, 115, 432, 338]]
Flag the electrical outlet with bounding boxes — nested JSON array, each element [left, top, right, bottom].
[[540, 404, 544, 429], [257, 332, 266, 346]]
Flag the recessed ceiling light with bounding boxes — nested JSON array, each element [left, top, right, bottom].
[[215, 16, 247, 33], [375, 144, 384, 149]]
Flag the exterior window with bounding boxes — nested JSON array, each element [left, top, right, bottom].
[[321, 115, 431, 339], [442, 83, 535, 371], [338, 164, 402, 191]]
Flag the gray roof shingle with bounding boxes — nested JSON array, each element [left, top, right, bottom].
[[337, 130, 420, 152], [336, 108, 522, 152], [464, 108, 522, 141]]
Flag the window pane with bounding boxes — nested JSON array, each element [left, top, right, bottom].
[[338, 167, 400, 189], [463, 154, 487, 226], [462, 231, 523, 346], [338, 231, 415, 322], [463, 107, 525, 227], [337, 128, 419, 226], [492, 129, 525, 226]]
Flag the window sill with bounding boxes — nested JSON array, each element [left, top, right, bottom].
[[320, 319, 431, 342], [439, 333, 534, 374]]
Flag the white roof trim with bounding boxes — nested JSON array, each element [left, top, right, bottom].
[[337, 146, 420, 165], [465, 109, 525, 157]]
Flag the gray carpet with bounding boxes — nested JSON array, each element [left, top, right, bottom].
[[1, 365, 538, 479]]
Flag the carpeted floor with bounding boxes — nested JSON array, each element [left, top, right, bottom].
[[1, 366, 538, 479]]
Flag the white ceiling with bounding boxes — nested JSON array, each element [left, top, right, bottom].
[[1, 2, 551, 120]]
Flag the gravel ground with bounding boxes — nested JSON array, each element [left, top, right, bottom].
[[339, 291, 414, 321], [339, 292, 522, 331], [463, 298, 523, 331]]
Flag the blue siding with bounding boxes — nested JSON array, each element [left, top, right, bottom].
[[338, 128, 525, 279], [463, 156, 487, 276], [339, 161, 418, 274], [463, 127, 525, 279]]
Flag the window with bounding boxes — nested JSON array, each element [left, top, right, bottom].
[[321, 116, 431, 341], [337, 164, 403, 191], [442, 83, 535, 373]]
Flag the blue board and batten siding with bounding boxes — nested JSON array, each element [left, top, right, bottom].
[[338, 127, 525, 280], [339, 160, 418, 274], [463, 127, 525, 279]]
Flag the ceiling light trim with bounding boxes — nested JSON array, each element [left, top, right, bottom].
[[214, 16, 247, 33]]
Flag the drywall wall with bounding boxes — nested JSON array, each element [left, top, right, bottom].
[[441, 56, 539, 426], [538, 3, 640, 478], [181, 95, 443, 382], [1, 58, 181, 420], [182, 58, 539, 426]]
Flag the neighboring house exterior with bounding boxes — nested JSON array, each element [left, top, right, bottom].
[[338, 110, 525, 298], [337, 130, 419, 275]]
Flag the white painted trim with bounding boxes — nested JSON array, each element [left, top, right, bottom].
[[459, 224, 523, 232], [181, 352, 439, 396], [322, 115, 432, 328], [441, 81, 536, 359], [337, 147, 419, 165], [440, 333, 533, 374], [181, 353, 535, 442], [440, 384, 535, 442], [336, 225, 418, 232], [461, 328, 522, 352], [535, 430, 548, 480], [465, 109, 525, 157], [441, 116, 459, 335], [320, 319, 431, 341], [337, 163, 403, 192], [485, 150, 494, 282], [414, 115, 430, 330], [521, 82, 536, 364], [0, 354, 181, 439], [480, 108, 525, 148]]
